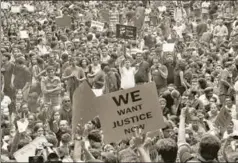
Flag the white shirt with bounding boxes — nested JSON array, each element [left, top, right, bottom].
[[225, 105, 237, 120], [120, 67, 136, 89], [173, 24, 186, 38], [1, 95, 11, 116]]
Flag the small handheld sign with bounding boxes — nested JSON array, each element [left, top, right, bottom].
[[116, 24, 137, 40]]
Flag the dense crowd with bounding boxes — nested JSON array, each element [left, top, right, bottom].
[[1, 0, 238, 162]]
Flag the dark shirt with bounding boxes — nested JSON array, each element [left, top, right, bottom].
[[2, 61, 14, 88], [132, 61, 150, 84], [151, 65, 168, 90], [13, 65, 31, 89], [60, 107, 72, 125]]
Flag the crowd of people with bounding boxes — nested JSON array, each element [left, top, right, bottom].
[[1, 0, 238, 162]]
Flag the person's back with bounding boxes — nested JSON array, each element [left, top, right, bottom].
[[179, 134, 221, 163]]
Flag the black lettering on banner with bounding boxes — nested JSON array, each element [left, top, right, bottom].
[[124, 124, 145, 134], [112, 111, 153, 129], [112, 90, 142, 107], [139, 113, 146, 120], [117, 104, 143, 116], [131, 90, 142, 102], [146, 112, 153, 119], [112, 94, 129, 106]]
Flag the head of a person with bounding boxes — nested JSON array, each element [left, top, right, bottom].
[[93, 56, 100, 65], [53, 111, 61, 122], [209, 96, 217, 104], [16, 90, 23, 100], [198, 134, 221, 161], [34, 125, 44, 137], [101, 46, 108, 57], [80, 58, 89, 67], [205, 73, 212, 82], [156, 138, 178, 163], [176, 60, 186, 71], [210, 103, 218, 116], [62, 95, 71, 108], [204, 87, 213, 99], [15, 57, 25, 68], [2, 53, 11, 63], [225, 96, 233, 108], [59, 120, 68, 132], [61, 133, 71, 145], [27, 114, 35, 126], [101, 152, 118, 163], [227, 120, 234, 133], [136, 52, 143, 63], [124, 59, 131, 68], [153, 57, 160, 67], [21, 103, 29, 113], [88, 130, 102, 146], [69, 57, 77, 66], [159, 98, 167, 111], [46, 66, 55, 78]]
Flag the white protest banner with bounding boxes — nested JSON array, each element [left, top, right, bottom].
[[93, 82, 165, 143], [72, 81, 97, 135], [13, 136, 48, 162], [91, 20, 104, 31], [214, 108, 232, 130], [25, 5, 35, 12], [1, 2, 11, 10], [20, 30, 29, 39], [162, 43, 175, 52], [11, 6, 21, 13], [17, 119, 29, 133]]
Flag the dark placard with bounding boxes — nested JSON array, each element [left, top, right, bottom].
[[116, 24, 137, 40]]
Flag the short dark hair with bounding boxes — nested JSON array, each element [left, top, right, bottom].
[[3, 53, 11, 60], [199, 134, 221, 160], [88, 130, 102, 143], [156, 138, 178, 163], [46, 66, 55, 72]]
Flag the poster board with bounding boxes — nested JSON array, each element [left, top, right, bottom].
[[1, 2, 11, 10], [13, 137, 48, 162], [91, 20, 104, 31], [11, 6, 21, 13], [162, 43, 175, 52], [116, 24, 137, 40], [20, 30, 29, 39], [25, 5, 35, 12], [56, 15, 72, 28], [93, 82, 165, 143], [16, 119, 29, 133], [214, 108, 232, 130], [72, 81, 97, 135]]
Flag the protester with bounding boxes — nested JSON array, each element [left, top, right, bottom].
[[1, 1, 238, 163]]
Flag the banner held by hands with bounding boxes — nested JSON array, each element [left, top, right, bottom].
[[93, 82, 165, 143]]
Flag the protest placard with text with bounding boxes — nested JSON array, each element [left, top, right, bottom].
[[93, 82, 165, 143], [91, 20, 104, 31], [116, 24, 137, 40]]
